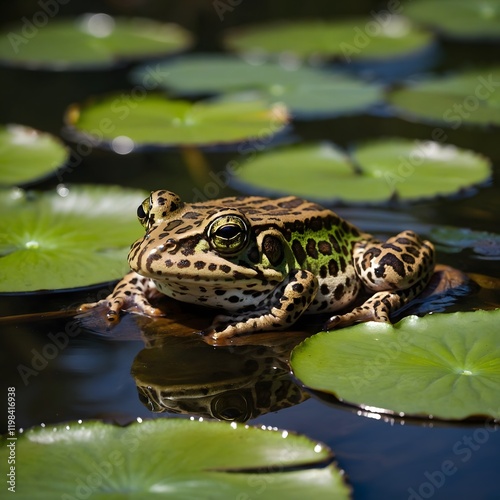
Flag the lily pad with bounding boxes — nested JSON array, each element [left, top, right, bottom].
[[65, 95, 289, 150], [131, 54, 383, 118], [405, 0, 500, 40], [0, 124, 68, 186], [1, 419, 350, 499], [0, 13, 192, 70], [0, 185, 146, 292], [290, 310, 500, 420], [388, 67, 500, 127], [231, 139, 491, 204], [224, 16, 433, 62], [430, 227, 500, 258]]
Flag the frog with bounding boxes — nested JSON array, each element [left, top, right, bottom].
[[79, 190, 435, 340]]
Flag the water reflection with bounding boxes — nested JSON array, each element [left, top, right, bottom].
[[131, 318, 311, 422]]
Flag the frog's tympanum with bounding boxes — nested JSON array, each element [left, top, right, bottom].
[[80, 190, 435, 339]]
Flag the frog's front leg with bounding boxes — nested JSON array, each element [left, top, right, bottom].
[[78, 271, 165, 323], [206, 269, 318, 340], [324, 230, 435, 330]]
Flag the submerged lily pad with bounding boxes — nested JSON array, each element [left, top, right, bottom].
[[0, 124, 68, 186], [0, 13, 192, 70], [430, 227, 500, 258], [131, 54, 383, 118], [0, 185, 146, 292], [224, 16, 433, 62], [232, 139, 491, 204], [65, 95, 289, 149], [1, 419, 350, 499], [406, 0, 500, 40], [290, 310, 500, 420], [388, 67, 500, 126]]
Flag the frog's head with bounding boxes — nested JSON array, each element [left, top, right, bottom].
[[136, 190, 184, 229], [128, 190, 284, 292]]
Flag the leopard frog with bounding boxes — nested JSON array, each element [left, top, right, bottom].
[[79, 190, 435, 339]]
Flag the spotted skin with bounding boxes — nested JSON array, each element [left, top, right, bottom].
[[79, 190, 436, 339]]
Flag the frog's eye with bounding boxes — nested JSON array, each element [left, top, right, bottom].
[[207, 214, 249, 254], [137, 198, 151, 228], [211, 392, 251, 422]]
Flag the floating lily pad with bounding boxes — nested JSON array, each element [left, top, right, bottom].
[[0, 185, 146, 292], [0, 124, 68, 186], [131, 54, 383, 118], [430, 227, 500, 258], [231, 139, 491, 204], [0, 13, 192, 70], [291, 310, 500, 420], [388, 67, 500, 126], [405, 0, 500, 40], [0, 419, 350, 499], [65, 94, 289, 150], [224, 16, 434, 62]]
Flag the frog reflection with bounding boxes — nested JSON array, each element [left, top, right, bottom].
[[131, 328, 309, 422]]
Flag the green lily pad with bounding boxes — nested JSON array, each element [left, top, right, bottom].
[[131, 54, 383, 118], [430, 227, 500, 258], [290, 310, 500, 420], [406, 0, 500, 40], [388, 67, 500, 126], [0, 13, 192, 70], [0, 124, 68, 187], [65, 94, 289, 149], [0, 185, 146, 292], [224, 16, 433, 61], [1, 419, 350, 499], [232, 139, 491, 204]]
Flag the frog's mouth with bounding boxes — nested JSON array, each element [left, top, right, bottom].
[[132, 257, 284, 284]]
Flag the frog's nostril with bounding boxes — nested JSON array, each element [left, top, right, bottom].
[[165, 238, 178, 253]]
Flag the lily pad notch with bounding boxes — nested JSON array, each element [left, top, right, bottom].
[[64, 94, 289, 151], [0, 418, 352, 499], [231, 139, 491, 205]]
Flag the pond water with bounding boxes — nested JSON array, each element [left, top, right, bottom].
[[1, 1, 500, 499]]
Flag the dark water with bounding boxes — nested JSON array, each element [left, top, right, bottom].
[[1, 1, 500, 499]]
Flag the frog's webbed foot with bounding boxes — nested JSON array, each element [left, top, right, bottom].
[[323, 290, 396, 330], [205, 269, 318, 340], [78, 271, 164, 324]]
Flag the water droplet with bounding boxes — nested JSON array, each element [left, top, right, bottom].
[[80, 13, 115, 38], [25, 240, 39, 249]]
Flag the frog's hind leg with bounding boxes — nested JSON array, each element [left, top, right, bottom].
[[324, 230, 435, 331]]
